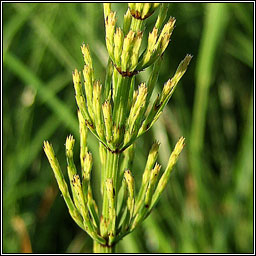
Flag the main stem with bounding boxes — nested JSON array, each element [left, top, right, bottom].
[[99, 148, 120, 250], [102, 149, 119, 220], [94, 12, 144, 254], [93, 240, 115, 253]]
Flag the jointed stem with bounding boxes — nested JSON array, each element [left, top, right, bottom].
[[93, 240, 115, 253], [101, 149, 120, 242]]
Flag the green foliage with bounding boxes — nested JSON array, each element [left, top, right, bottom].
[[3, 2, 253, 253]]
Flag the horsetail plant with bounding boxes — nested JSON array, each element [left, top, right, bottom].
[[44, 3, 192, 253]]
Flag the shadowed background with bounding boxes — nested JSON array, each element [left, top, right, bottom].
[[3, 2, 253, 253]]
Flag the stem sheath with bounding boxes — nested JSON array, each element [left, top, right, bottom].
[[93, 240, 115, 253]]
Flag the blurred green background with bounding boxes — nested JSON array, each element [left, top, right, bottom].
[[3, 2, 253, 253]]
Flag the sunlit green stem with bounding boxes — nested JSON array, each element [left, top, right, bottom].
[[100, 149, 120, 240], [93, 240, 115, 253]]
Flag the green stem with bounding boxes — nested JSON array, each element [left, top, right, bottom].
[[93, 240, 115, 253], [130, 17, 143, 32], [101, 149, 120, 239]]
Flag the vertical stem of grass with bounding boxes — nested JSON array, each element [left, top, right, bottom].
[[189, 3, 229, 203]]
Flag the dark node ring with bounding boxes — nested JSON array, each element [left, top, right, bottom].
[[113, 63, 140, 77], [99, 140, 127, 154], [129, 8, 155, 20]]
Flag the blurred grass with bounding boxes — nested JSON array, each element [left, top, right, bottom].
[[3, 2, 253, 253]]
